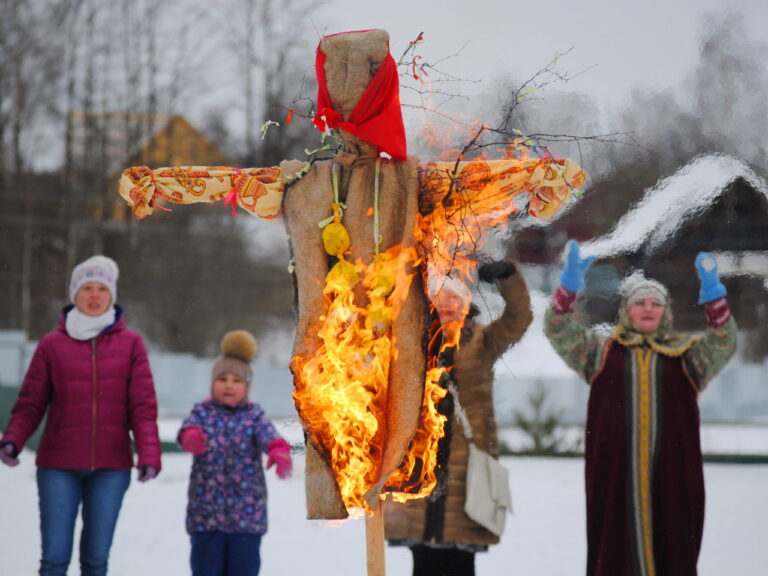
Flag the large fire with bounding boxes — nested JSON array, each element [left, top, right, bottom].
[[116, 150, 585, 514], [290, 153, 585, 511], [291, 244, 422, 509]]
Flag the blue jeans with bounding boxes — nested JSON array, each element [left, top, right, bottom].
[[37, 468, 131, 576], [190, 531, 262, 576]]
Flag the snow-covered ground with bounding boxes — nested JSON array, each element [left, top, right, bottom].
[[1, 449, 766, 575]]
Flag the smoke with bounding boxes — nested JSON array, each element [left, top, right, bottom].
[[692, 12, 768, 169], [608, 11, 768, 176]]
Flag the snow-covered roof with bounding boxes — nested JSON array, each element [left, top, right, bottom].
[[581, 154, 768, 259]]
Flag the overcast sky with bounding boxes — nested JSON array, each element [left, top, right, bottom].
[[310, 0, 767, 112]]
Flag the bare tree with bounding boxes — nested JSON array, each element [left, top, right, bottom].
[[201, 0, 321, 166], [0, 0, 75, 332], [691, 12, 768, 170]]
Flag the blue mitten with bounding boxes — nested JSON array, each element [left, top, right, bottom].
[[695, 252, 726, 304], [560, 240, 596, 293]]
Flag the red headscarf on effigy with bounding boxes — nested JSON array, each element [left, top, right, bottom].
[[313, 30, 407, 161]]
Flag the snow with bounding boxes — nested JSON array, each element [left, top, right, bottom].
[[495, 290, 573, 379], [581, 154, 768, 259], [1, 450, 766, 575]]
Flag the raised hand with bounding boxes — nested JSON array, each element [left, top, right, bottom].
[[695, 252, 726, 304], [560, 240, 596, 293], [478, 261, 517, 283]]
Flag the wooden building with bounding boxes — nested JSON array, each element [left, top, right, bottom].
[[106, 115, 229, 220]]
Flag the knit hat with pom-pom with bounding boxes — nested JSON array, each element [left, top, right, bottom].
[[211, 330, 258, 384]]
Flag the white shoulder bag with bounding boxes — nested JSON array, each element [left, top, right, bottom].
[[449, 381, 513, 537]]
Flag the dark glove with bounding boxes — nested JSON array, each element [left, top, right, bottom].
[[478, 261, 517, 283], [137, 465, 158, 483], [0, 442, 19, 467], [695, 252, 726, 304], [560, 239, 596, 292]]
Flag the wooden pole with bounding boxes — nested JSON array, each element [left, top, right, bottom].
[[365, 504, 386, 576]]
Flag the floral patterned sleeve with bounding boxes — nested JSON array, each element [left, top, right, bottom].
[[543, 307, 606, 384], [252, 405, 280, 453], [177, 403, 205, 443], [685, 305, 738, 390]]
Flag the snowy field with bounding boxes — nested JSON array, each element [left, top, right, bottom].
[[1, 448, 766, 575]]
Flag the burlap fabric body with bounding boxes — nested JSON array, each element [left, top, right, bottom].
[[282, 30, 428, 519]]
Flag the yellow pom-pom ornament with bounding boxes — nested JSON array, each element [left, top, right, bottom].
[[322, 220, 351, 258], [325, 259, 358, 289]]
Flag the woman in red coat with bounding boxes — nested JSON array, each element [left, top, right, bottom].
[[0, 255, 162, 576]]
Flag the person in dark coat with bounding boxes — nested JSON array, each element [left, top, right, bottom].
[[0, 255, 161, 576], [544, 241, 737, 576], [385, 260, 533, 576]]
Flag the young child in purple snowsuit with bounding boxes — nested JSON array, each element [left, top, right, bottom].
[[178, 330, 292, 576]]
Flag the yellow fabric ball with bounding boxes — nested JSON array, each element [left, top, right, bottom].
[[325, 259, 358, 289], [322, 221, 351, 258]]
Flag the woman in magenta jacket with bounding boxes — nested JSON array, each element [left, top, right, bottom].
[[0, 255, 162, 576]]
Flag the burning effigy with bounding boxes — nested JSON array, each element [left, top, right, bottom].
[[118, 28, 585, 565]]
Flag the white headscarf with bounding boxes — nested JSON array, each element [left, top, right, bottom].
[[619, 270, 669, 307], [613, 271, 698, 356]]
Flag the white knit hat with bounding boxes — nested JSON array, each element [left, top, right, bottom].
[[69, 255, 119, 304], [619, 270, 668, 307]]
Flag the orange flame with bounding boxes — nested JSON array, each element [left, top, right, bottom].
[[387, 154, 585, 499], [292, 152, 585, 512], [292, 245, 421, 509], [416, 120, 488, 162]]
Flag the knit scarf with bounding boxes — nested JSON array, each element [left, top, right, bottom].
[[65, 306, 116, 341]]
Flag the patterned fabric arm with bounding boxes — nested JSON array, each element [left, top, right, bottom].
[[118, 165, 286, 219], [422, 157, 586, 221], [685, 307, 738, 390], [543, 307, 606, 383]]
